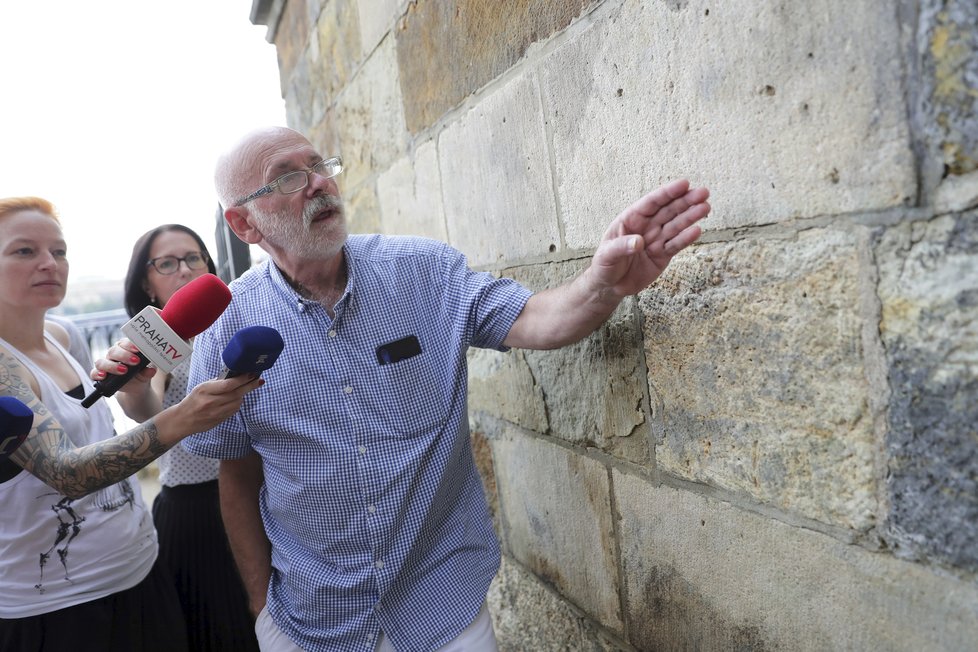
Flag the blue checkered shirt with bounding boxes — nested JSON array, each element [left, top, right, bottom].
[[184, 235, 532, 652]]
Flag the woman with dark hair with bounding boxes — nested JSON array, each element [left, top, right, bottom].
[[103, 224, 259, 652], [0, 199, 259, 651]]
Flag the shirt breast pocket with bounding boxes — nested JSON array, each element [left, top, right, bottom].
[[370, 351, 449, 437]]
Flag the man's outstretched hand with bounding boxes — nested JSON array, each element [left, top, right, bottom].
[[587, 179, 710, 299], [504, 178, 710, 350]]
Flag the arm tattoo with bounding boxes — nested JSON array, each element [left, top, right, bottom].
[[1, 350, 171, 499]]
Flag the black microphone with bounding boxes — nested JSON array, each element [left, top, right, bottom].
[[0, 397, 34, 459], [82, 274, 232, 408], [219, 326, 285, 379]]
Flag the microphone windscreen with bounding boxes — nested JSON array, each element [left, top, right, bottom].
[[222, 326, 285, 375], [160, 274, 232, 340], [0, 396, 34, 458]]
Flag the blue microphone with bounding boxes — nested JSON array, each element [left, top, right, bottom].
[[219, 326, 285, 379], [0, 396, 34, 459]]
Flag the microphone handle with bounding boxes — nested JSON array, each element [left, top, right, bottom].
[[81, 352, 152, 408]]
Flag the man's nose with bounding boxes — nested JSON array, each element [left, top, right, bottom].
[[307, 170, 338, 196]]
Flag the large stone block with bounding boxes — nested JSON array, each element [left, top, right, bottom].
[[395, 0, 598, 133], [876, 209, 978, 573], [614, 472, 978, 651], [539, 0, 915, 248], [639, 228, 883, 530], [491, 428, 624, 633], [468, 347, 549, 435], [376, 140, 449, 240], [313, 0, 361, 115], [489, 556, 634, 652], [438, 75, 561, 266], [504, 259, 650, 465], [334, 34, 408, 190], [356, 0, 406, 59]]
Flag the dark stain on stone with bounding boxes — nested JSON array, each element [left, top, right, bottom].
[[883, 338, 978, 572], [881, 210, 978, 573], [629, 563, 770, 650]]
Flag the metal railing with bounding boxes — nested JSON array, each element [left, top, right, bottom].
[[66, 308, 130, 356]]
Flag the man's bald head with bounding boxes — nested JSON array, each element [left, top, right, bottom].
[[214, 126, 310, 210]]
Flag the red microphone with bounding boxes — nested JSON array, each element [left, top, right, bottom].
[[81, 274, 232, 408]]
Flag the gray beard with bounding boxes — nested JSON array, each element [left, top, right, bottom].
[[252, 195, 347, 260]]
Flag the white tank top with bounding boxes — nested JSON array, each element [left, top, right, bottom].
[[0, 333, 157, 617]]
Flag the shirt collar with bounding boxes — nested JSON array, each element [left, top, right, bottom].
[[264, 246, 355, 314]]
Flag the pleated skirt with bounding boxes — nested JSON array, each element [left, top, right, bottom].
[[152, 480, 260, 652]]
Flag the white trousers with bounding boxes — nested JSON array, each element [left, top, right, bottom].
[[255, 602, 498, 652]]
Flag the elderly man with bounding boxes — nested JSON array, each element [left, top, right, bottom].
[[184, 126, 710, 652]]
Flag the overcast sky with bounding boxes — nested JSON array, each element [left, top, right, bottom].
[[0, 0, 285, 289]]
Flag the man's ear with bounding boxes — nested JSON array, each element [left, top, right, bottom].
[[224, 207, 263, 245]]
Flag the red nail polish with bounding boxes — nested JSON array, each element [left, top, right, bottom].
[[117, 364, 128, 373], [130, 356, 140, 364]]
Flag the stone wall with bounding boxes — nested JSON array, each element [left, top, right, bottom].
[[250, 0, 978, 649]]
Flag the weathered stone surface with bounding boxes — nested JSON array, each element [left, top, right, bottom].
[[916, 0, 978, 180], [312, 0, 361, 120], [491, 428, 624, 633], [343, 178, 381, 235], [876, 210, 978, 572], [934, 168, 978, 215], [488, 556, 635, 652], [614, 471, 978, 652], [470, 427, 501, 537], [639, 229, 881, 529], [539, 0, 915, 247], [356, 0, 406, 58], [306, 109, 340, 161], [272, 0, 317, 94], [376, 141, 449, 240], [334, 34, 408, 190], [503, 259, 650, 465], [395, 0, 598, 133], [468, 347, 548, 435], [438, 75, 560, 266]]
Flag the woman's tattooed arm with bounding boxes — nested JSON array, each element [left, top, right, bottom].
[[1, 352, 171, 499]]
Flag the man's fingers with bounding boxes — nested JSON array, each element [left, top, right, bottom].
[[663, 224, 704, 255], [619, 181, 710, 234], [659, 200, 711, 242]]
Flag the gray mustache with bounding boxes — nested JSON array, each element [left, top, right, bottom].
[[303, 195, 344, 228]]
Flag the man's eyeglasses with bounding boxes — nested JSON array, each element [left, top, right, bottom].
[[146, 251, 210, 275], [233, 156, 343, 207]]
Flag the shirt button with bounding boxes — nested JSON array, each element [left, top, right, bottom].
[[328, 329, 337, 338], [343, 385, 353, 394], [367, 504, 376, 513], [375, 559, 385, 569], [358, 445, 367, 455]]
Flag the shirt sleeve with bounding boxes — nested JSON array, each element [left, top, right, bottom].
[[181, 325, 254, 459], [442, 245, 533, 351]]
